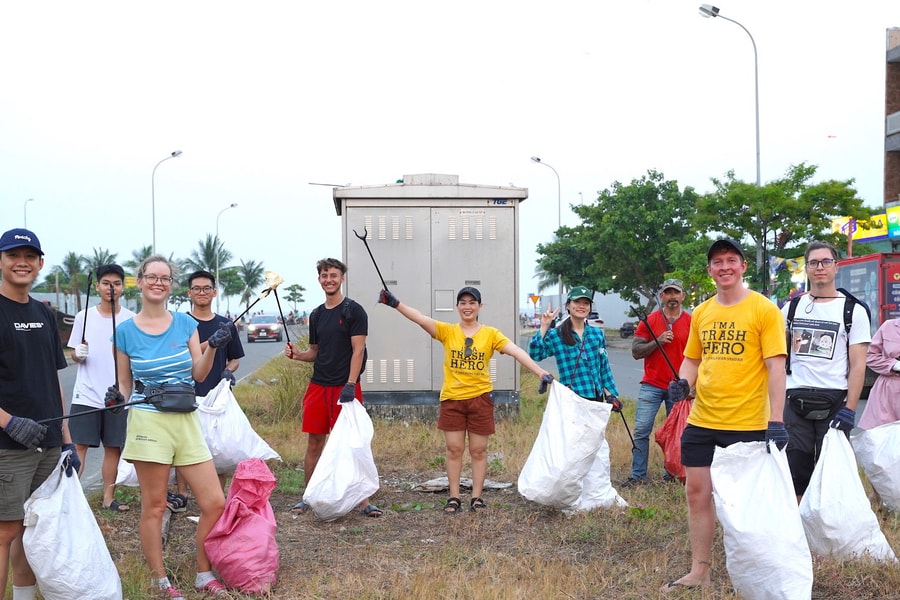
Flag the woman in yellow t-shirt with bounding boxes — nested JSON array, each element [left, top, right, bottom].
[[378, 286, 551, 514]]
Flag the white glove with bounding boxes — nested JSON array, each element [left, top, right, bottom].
[[75, 343, 89, 359], [892, 361, 900, 373]]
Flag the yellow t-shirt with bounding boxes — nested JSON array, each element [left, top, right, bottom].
[[684, 291, 786, 431], [433, 322, 511, 401]]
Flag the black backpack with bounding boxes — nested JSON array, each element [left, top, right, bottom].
[[785, 288, 874, 397]]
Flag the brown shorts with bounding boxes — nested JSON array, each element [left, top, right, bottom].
[[438, 393, 495, 435]]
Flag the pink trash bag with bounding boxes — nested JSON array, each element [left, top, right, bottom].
[[204, 458, 279, 594]]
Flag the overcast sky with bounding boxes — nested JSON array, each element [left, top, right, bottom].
[[1, 1, 897, 314]]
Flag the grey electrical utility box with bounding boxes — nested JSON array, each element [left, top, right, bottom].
[[333, 173, 528, 419]]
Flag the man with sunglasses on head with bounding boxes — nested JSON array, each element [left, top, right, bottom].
[[168, 270, 244, 507], [782, 241, 870, 501], [623, 278, 692, 487]]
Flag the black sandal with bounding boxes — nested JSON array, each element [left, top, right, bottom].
[[470, 497, 487, 512], [443, 497, 462, 514]]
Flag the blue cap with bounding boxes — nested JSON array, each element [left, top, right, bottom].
[[0, 228, 43, 255]]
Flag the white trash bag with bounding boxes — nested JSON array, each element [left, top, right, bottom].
[[800, 428, 897, 561], [518, 381, 625, 510], [303, 399, 380, 521], [23, 451, 122, 600], [711, 442, 812, 600], [198, 379, 281, 475], [851, 421, 900, 512]]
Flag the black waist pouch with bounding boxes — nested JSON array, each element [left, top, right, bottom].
[[786, 388, 846, 421], [144, 383, 197, 413]]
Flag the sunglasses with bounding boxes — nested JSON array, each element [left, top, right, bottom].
[[464, 337, 473, 358]]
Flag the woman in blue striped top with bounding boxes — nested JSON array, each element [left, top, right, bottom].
[[528, 286, 619, 401]]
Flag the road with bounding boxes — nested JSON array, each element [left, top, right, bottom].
[[67, 325, 296, 492]]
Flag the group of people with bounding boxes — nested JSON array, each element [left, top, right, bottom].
[[3, 222, 896, 598], [0, 225, 246, 599]]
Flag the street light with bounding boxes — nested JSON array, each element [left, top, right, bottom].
[[699, 4, 760, 187], [23, 198, 34, 228], [699, 4, 765, 291], [530, 156, 563, 307], [151, 150, 183, 254], [215, 202, 238, 314]]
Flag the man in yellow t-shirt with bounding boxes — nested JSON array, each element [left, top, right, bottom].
[[662, 238, 787, 593]]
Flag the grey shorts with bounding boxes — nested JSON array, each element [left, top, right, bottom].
[[68, 403, 128, 448], [0, 447, 62, 521]]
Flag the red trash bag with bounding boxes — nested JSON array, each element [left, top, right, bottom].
[[654, 398, 692, 483], [205, 458, 279, 594]]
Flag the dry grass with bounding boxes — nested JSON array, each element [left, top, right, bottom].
[[71, 343, 900, 599]]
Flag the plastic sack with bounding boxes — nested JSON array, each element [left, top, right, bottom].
[[711, 442, 812, 600], [205, 458, 279, 594], [303, 399, 380, 521], [518, 381, 625, 510], [198, 379, 281, 475], [23, 451, 123, 600], [851, 421, 900, 512], [654, 398, 692, 483], [800, 429, 896, 561], [115, 459, 174, 487]]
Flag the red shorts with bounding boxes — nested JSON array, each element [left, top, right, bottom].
[[437, 393, 495, 435], [302, 381, 362, 435]]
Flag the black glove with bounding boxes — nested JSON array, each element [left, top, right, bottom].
[[667, 378, 691, 403], [208, 323, 233, 349], [538, 374, 554, 394], [3, 416, 48, 449], [829, 406, 856, 436], [339, 382, 356, 403], [607, 396, 623, 413], [62, 443, 81, 477], [765, 421, 789, 453], [378, 289, 400, 308], [105, 386, 126, 414], [222, 369, 236, 387]]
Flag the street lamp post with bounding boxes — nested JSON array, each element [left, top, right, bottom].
[[23, 198, 34, 228], [699, 4, 760, 187], [215, 203, 238, 314], [699, 4, 765, 289], [530, 156, 563, 308], [151, 150, 183, 254]]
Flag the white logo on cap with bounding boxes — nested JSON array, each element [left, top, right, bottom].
[[14, 234, 33, 243]]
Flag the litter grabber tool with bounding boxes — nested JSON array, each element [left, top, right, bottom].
[[353, 227, 389, 291]]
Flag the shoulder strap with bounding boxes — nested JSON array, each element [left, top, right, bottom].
[[785, 296, 802, 375], [837, 288, 870, 340]]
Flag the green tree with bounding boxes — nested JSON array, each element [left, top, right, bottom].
[[536, 170, 700, 307], [51, 252, 87, 312], [84, 248, 119, 278], [283, 283, 306, 313], [183, 234, 233, 275], [693, 163, 873, 292], [237, 259, 265, 313]]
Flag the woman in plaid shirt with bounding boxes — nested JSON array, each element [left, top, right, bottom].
[[528, 286, 619, 401]]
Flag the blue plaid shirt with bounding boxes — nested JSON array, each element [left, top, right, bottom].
[[528, 326, 619, 399]]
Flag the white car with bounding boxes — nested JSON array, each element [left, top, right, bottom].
[[555, 312, 605, 328]]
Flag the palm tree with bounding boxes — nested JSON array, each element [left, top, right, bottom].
[[183, 234, 232, 274], [52, 252, 86, 312], [84, 248, 119, 277], [237, 259, 265, 314]]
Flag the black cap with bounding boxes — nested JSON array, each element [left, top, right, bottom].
[[96, 264, 126, 280], [456, 286, 482, 303], [707, 238, 745, 261]]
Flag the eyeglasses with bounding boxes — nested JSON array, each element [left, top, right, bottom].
[[464, 337, 474, 358], [806, 259, 836, 269], [662, 278, 683, 287], [190, 286, 214, 293], [142, 274, 173, 284]]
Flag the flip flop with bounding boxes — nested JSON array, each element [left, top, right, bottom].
[[102, 499, 130, 513], [166, 492, 188, 513], [290, 501, 311, 515], [362, 504, 383, 518], [661, 580, 700, 593]]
